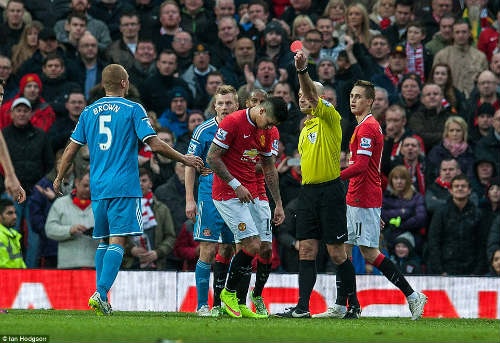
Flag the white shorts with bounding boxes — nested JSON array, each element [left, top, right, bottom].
[[346, 205, 381, 248], [213, 198, 272, 243]]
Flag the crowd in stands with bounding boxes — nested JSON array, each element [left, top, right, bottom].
[[0, 0, 498, 277]]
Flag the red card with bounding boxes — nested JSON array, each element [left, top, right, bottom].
[[290, 40, 303, 53]]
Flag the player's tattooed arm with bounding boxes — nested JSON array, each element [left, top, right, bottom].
[[261, 155, 282, 204], [206, 143, 235, 184]]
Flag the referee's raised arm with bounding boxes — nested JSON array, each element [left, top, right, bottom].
[[294, 50, 319, 108]]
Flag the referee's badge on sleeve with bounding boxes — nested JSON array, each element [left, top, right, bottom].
[[307, 131, 317, 144]]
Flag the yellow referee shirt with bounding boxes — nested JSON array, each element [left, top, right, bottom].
[[298, 97, 342, 184]]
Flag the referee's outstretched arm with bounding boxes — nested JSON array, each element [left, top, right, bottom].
[[295, 50, 319, 108]]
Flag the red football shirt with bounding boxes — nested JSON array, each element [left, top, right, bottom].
[[346, 114, 384, 208], [212, 109, 273, 201], [256, 127, 280, 201]]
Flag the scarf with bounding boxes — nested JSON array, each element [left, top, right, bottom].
[[443, 138, 468, 157], [441, 97, 457, 114], [141, 192, 157, 230], [404, 159, 425, 195], [463, 8, 495, 43], [435, 176, 450, 190], [384, 65, 404, 86], [406, 42, 425, 83], [71, 190, 91, 211], [377, 15, 391, 30]]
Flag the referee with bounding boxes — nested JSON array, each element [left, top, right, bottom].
[[275, 50, 358, 318]]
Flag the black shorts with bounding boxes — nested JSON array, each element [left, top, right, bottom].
[[295, 178, 347, 244]]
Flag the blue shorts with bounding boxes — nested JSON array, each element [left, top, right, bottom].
[[193, 199, 234, 243], [92, 197, 143, 239]]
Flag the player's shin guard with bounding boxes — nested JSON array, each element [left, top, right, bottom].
[[335, 258, 356, 306], [97, 244, 124, 302], [373, 253, 414, 297], [213, 254, 230, 307], [95, 242, 108, 285], [236, 266, 252, 305], [297, 260, 316, 311], [253, 255, 272, 297], [225, 249, 254, 293], [195, 260, 212, 310]]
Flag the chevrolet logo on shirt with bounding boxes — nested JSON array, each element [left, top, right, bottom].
[[241, 149, 258, 162]]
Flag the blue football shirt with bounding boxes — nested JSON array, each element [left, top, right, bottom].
[[71, 96, 156, 200], [187, 117, 218, 201]]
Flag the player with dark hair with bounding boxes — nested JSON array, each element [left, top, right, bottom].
[[206, 96, 287, 318], [54, 64, 203, 316], [328, 79, 427, 320]]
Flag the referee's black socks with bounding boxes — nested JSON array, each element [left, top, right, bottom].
[[373, 253, 414, 297], [297, 260, 316, 311], [335, 258, 357, 307], [226, 249, 254, 293]]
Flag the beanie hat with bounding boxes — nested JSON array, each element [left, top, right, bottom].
[[393, 231, 415, 249], [19, 73, 42, 94]]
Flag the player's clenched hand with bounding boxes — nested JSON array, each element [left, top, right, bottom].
[[235, 185, 254, 204], [185, 199, 197, 221], [272, 203, 285, 226], [294, 50, 307, 70], [183, 154, 204, 169]]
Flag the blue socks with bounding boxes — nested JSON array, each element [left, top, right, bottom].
[[195, 260, 212, 310], [95, 242, 108, 285], [97, 244, 124, 302]]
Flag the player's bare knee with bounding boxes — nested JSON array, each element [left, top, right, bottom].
[[218, 243, 234, 259], [199, 242, 217, 263], [109, 236, 126, 247], [359, 246, 379, 264], [299, 239, 318, 260], [241, 235, 261, 255], [259, 242, 272, 260]]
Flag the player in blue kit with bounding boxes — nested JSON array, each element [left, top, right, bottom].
[[185, 85, 239, 317], [54, 64, 203, 316]]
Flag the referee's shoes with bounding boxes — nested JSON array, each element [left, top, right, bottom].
[[274, 306, 311, 318]]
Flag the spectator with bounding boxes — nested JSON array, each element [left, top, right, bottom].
[[428, 63, 466, 116], [238, 57, 279, 106], [433, 19, 488, 98], [203, 71, 225, 118], [258, 21, 294, 70], [477, 8, 500, 62], [175, 110, 204, 154], [45, 172, 98, 269], [427, 174, 483, 275], [487, 215, 500, 272], [317, 16, 345, 63], [369, 0, 395, 31], [214, 0, 235, 21], [475, 108, 500, 174], [87, 0, 126, 41], [462, 0, 495, 45], [75, 32, 107, 100], [23, 0, 70, 28], [469, 103, 495, 145], [372, 87, 389, 124], [59, 11, 89, 59], [220, 37, 256, 89], [155, 161, 194, 232], [421, 0, 453, 41], [472, 159, 497, 205], [372, 44, 408, 101], [487, 248, 500, 276], [30, 150, 74, 269], [425, 158, 461, 216], [467, 70, 499, 128], [210, 16, 241, 69], [0, 74, 56, 132], [291, 14, 314, 41], [54, 0, 111, 52], [389, 232, 422, 275], [48, 88, 86, 152], [125, 0, 159, 36], [10, 21, 43, 75], [317, 57, 340, 92], [0, 198, 26, 268], [153, 0, 182, 53], [179, 0, 212, 39], [173, 219, 199, 271], [362, 34, 391, 77], [389, 136, 426, 195], [105, 10, 141, 70], [408, 83, 452, 151], [478, 181, 500, 274], [277, 149, 302, 207], [339, 3, 379, 48], [427, 116, 475, 183], [302, 29, 323, 64], [0, 0, 26, 56], [272, 81, 302, 154], [182, 43, 217, 111], [382, 165, 427, 253], [323, 0, 345, 30], [382, 0, 413, 47], [239, 0, 270, 44], [140, 49, 192, 115], [383, 104, 423, 157], [144, 127, 176, 190], [171, 31, 194, 75], [281, 0, 318, 29], [405, 21, 433, 82], [0, 55, 17, 101], [158, 86, 191, 139], [123, 168, 176, 270], [128, 38, 157, 88], [40, 54, 81, 118], [425, 14, 455, 56], [396, 73, 422, 119]]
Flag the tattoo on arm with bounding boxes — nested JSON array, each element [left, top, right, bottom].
[[261, 155, 282, 203], [206, 143, 235, 184]]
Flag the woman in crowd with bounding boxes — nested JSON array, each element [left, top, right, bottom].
[[396, 73, 422, 120], [291, 15, 315, 41], [11, 21, 43, 74], [323, 0, 346, 30], [339, 3, 379, 48], [369, 0, 395, 30], [428, 63, 466, 117]]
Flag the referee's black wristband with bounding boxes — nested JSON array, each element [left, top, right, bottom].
[[297, 67, 308, 74]]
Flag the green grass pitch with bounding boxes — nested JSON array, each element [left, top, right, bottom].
[[1, 310, 498, 343]]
